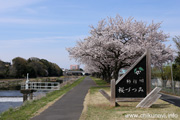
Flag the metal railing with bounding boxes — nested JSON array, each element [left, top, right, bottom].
[[152, 78, 180, 96], [21, 82, 60, 90]]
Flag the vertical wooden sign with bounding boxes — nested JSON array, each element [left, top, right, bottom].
[[115, 49, 151, 101]]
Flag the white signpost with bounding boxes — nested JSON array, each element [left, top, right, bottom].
[[25, 73, 29, 90]]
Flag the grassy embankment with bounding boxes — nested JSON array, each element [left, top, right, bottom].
[[0, 76, 85, 120], [80, 77, 180, 120]]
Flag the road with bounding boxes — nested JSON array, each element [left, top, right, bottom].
[[31, 76, 95, 120], [160, 93, 180, 107]]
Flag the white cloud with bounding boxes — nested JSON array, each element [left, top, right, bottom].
[[0, 36, 84, 69], [0, 35, 85, 68], [0, 35, 86, 48], [0, 18, 40, 24], [0, 0, 42, 12], [0, 18, 55, 24], [0, 17, 88, 25], [0, 48, 79, 69]]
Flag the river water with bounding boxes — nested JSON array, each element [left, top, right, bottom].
[[0, 90, 23, 114], [0, 90, 23, 97], [0, 90, 47, 114]]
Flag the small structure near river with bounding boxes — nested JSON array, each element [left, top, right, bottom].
[[20, 74, 60, 102]]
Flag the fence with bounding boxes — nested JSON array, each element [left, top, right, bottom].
[[21, 76, 80, 91], [21, 82, 60, 90], [151, 78, 180, 96]]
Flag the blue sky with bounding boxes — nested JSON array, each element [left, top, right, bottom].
[[0, 0, 179, 69]]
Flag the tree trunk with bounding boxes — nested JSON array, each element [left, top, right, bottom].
[[113, 69, 119, 81]]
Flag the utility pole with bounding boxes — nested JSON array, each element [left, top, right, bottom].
[[170, 61, 174, 93]]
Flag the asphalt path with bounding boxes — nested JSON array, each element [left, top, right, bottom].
[[160, 93, 180, 107], [31, 76, 95, 120]]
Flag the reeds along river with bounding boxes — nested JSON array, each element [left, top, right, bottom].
[[0, 80, 23, 90]]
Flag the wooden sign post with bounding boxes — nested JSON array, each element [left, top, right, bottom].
[[136, 87, 162, 108], [100, 48, 161, 107], [115, 49, 151, 102]]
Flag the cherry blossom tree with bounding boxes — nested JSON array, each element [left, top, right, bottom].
[[67, 15, 173, 82]]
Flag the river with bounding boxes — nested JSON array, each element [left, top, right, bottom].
[[0, 90, 47, 114], [0, 90, 23, 114]]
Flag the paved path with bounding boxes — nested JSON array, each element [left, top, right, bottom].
[[32, 76, 95, 120], [160, 93, 180, 107]]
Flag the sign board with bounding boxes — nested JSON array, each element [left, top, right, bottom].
[[115, 49, 151, 100], [99, 49, 152, 106]]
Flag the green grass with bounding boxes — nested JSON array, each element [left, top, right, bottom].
[[0, 76, 85, 120], [80, 86, 180, 120], [91, 77, 109, 86], [90, 77, 110, 94]]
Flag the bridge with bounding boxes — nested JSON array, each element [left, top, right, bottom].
[[65, 71, 84, 76], [64, 70, 90, 76]]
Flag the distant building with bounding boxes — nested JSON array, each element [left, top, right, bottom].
[[70, 65, 80, 70], [61, 68, 68, 72], [4, 62, 11, 67], [0, 61, 11, 67]]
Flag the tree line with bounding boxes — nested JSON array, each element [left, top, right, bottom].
[[152, 36, 180, 82], [0, 57, 62, 78]]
